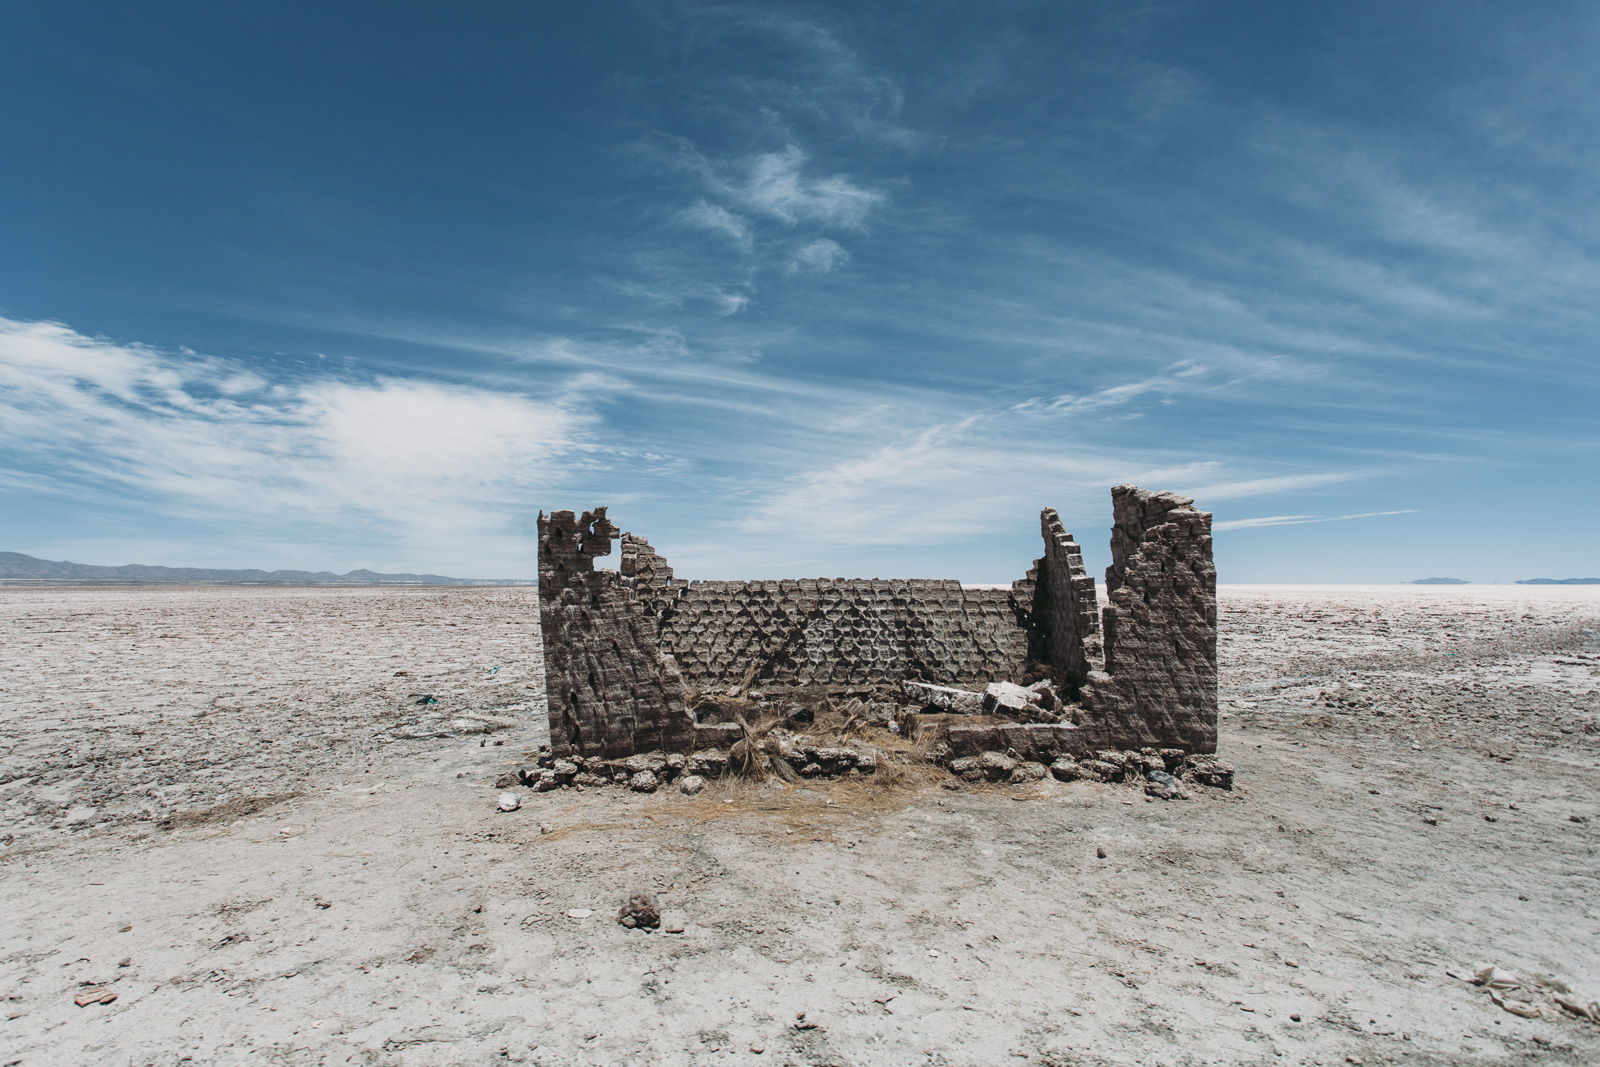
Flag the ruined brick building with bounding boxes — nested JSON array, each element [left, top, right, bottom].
[[537, 486, 1216, 761]]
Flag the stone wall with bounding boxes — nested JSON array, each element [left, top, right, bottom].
[[536, 487, 1217, 760], [637, 575, 1033, 694], [1029, 508, 1103, 694], [1077, 486, 1218, 753], [537, 508, 694, 758]]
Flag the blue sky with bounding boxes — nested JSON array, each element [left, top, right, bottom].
[[1, 2, 1595, 582]]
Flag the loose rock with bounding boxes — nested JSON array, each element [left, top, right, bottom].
[[618, 890, 660, 929]]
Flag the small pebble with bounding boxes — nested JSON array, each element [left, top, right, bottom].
[[496, 792, 521, 812], [1096, 846, 1107, 859]]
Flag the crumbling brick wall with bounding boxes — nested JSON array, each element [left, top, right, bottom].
[[638, 575, 1032, 693], [537, 509, 693, 758], [1077, 486, 1218, 753], [536, 486, 1217, 760], [1029, 508, 1103, 694]]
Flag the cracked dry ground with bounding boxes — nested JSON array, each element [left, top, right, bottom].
[[2, 584, 1599, 1066]]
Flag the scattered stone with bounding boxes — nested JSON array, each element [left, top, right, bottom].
[[1143, 768, 1189, 800], [496, 792, 521, 812], [1096, 846, 1107, 859], [902, 681, 984, 713], [1049, 757, 1081, 781], [1009, 761, 1048, 783], [566, 908, 592, 919], [1076, 759, 1119, 783], [1183, 755, 1235, 790], [950, 750, 1019, 783], [982, 681, 1037, 714], [687, 749, 728, 777], [618, 890, 660, 930], [678, 775, 706, 796], [1571, 814, 1589, 824], [629, 770, 659, 794], [73, 987, 116, 1007]]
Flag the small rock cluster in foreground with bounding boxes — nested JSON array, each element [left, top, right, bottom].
[[949, 747, 1234, 800], [498, 743, 877, 795], [499, 749, 723, 794]]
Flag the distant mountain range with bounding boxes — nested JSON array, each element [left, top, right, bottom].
[[1516, 577, 1600, 585], [1409, 577, 1600, 585], [0, 551, 533, 586]]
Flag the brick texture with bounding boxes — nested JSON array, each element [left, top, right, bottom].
[[537, 508, 693, 758]]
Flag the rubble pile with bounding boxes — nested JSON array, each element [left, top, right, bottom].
[[945, 746, 1234, 799], [506, 733, 885, 794]]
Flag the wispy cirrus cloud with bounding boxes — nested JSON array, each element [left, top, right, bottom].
[[720, 144, 883, 229], [0, 316, 590, 562], [1012, 361, 1209, 417], [787, 237, 849, 275], [1214, 510, 1422, 532], [1182, 472, 1359, 502], [678, 199, 753, 248]]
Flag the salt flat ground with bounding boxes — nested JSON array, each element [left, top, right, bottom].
[[2, 584, 1598, 1067]]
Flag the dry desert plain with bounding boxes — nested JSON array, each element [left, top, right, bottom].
[[2, 583, 1599, 1067]]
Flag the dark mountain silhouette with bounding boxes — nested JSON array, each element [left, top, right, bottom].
[[1409, 577, 1470, 585], [0, 551, 532, 585], [1516, 577, 1600, 585]]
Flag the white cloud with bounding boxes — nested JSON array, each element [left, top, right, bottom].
[[714, 290, 751, 315], [736, 419, 1215, 546], [679, 199, 753, 248], [1211, 514, 1320, 530], [787, 238, 849, 275], [0, 316, 588, 555], [722, 144, 883, 229], [1182, 472, 1358, 501], [1214, 509, 1421, 532], [1014, 361, 1209, 417]]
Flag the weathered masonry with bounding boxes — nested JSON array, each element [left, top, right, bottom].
[[537, 485, 1216, 760]]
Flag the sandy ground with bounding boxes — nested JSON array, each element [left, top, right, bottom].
[[2, 583, 1599, 1066]]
